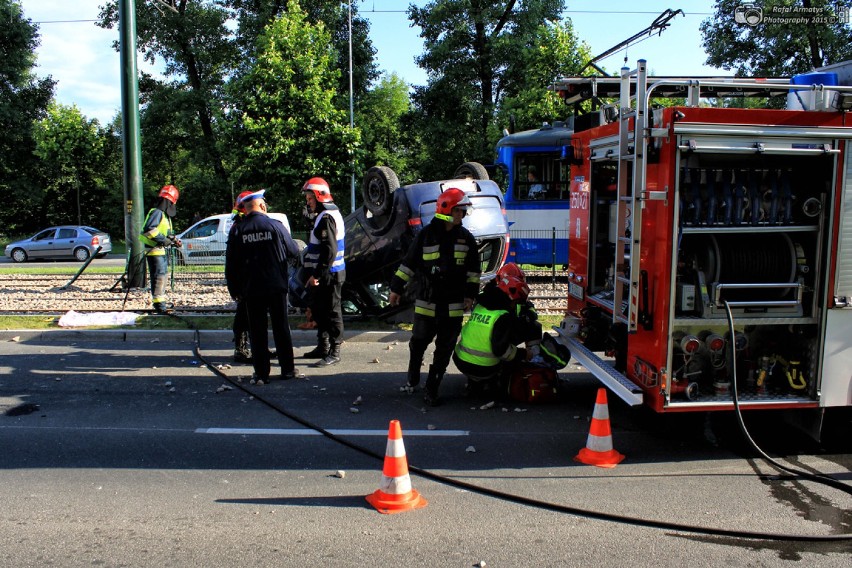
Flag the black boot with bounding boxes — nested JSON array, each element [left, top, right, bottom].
[[423, 365, 443, 407], [400, 358, 423, 393], [233, 332, 252, 363], [302, 334, 330, 359], [313, 341, 341, 367]]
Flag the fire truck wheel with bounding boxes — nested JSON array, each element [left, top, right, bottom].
[[362, 166, 399, 217], [454, 161, 489, 180]]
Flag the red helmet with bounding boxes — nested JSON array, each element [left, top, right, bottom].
[[234, 190, 253, 214], [302, 177, 333, 202], [435, 187, 471, 221], [159, 184, 180, 204], [497, 274, 529, 302], [497, 262, 526, 282]]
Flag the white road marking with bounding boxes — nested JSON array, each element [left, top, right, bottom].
[[196, 428, 469, 436]]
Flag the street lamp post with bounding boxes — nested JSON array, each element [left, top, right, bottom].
[[348, 1, 356, 213]]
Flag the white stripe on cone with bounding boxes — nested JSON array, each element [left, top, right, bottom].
[[381, 474, 413, 495], [385, 438, 406, 458]]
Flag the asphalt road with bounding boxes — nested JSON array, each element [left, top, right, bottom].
[[0, 329, 850, 567]]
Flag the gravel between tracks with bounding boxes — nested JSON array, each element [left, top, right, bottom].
[[0, 273, 569, 314]]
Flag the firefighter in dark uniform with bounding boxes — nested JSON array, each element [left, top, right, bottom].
[[452, 272, 537, 397], [225, 190, 304, 383], [301, 177, 346, 367], [139, 184, 181, 314], [230, 190, 254, 363], [389, 187, 481, 406]]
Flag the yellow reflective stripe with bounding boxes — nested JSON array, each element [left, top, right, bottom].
[[466, 273, 480, 284], [423, 251, 440, 261], [414, 299, 436, 317], [395, 266, 412, 282], [456, 343, 499, 363], [434, 213, 452, 222], [541, 344, 567, 366], [449, 308, 465, 317]]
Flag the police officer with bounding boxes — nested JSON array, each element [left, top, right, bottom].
[[389, 187, 481, 406], [225, 190, 304, 383], [230, 190, 254, 363], [139, 184, 181, 314], [301, 177, 346, 367]]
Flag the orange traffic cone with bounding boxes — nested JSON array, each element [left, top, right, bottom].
[[574, 388, 625, 468], [366, 420, 427, 514]]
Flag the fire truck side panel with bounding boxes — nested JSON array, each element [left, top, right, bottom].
[[562, 103, 852, 413], [820, 142, 852, 407]]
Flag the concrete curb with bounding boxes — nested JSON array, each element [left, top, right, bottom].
[[0, 329, 411, 343]]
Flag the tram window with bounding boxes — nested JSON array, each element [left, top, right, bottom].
[[516, 155, 570, 200]]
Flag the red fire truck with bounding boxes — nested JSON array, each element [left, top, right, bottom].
[[551, 60, 852, 430]]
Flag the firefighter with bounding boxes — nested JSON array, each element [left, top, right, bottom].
[[301, 177, 346, 367], [139, 184, 182, 314], [452, 273, 537, 397], [389, 187, 481, 406], [492, 262, 544, 361], [231, 190, 254, 363]]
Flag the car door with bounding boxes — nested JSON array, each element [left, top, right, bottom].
[[53, 227, 80, 258], [182, 217, 220, 262], [28, 228, 59, 259]]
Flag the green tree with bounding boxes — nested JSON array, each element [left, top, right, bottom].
[[701, 0, 852, 76], [408, 0, 570, 181], [0, 0, 55, 235], [228, 3, 359, 218], [359, 72, 413, 177], [33, 104, 117, 231], [98, 0, 237, 190], [496, 18, 591, 133]]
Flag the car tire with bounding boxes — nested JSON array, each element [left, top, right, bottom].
[[10, 248, 28, 263], [74, 247, 91, 262], [362, 166, 400, 217], [454, 161, 489, 180]]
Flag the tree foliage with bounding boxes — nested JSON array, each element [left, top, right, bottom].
[[33, 104, 121, 232], [0, 0, 55, 235], [359, 72, 413, 177], [96, 0, 376, 223], [227, 2, 359, 219], [407, 0, 577, 180], [700, 0, 852, 76]]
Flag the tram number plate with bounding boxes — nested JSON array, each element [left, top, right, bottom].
[[569, 281, 584, 301]]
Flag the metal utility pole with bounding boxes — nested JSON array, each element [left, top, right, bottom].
[[348, 0, 356, 213], [119, 0, 145, 287]]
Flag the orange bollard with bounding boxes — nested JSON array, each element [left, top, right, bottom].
[[574, 388, 625, 468], [366, 420, 427, 514]]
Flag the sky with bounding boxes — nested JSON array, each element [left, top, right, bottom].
[[19, 0, 723, 125]]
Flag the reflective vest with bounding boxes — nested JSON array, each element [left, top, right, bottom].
[[139, 209, 173, 257], [455, 305, 515, 367], [304, 208, 345, 273]]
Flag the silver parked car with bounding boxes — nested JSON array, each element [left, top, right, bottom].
[[4, 226, 112, 263]]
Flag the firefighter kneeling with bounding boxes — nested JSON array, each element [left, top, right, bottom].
[[453, 263, 571, 402]]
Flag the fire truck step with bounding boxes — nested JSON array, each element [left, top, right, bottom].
[[553, 329, 644, 406]]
